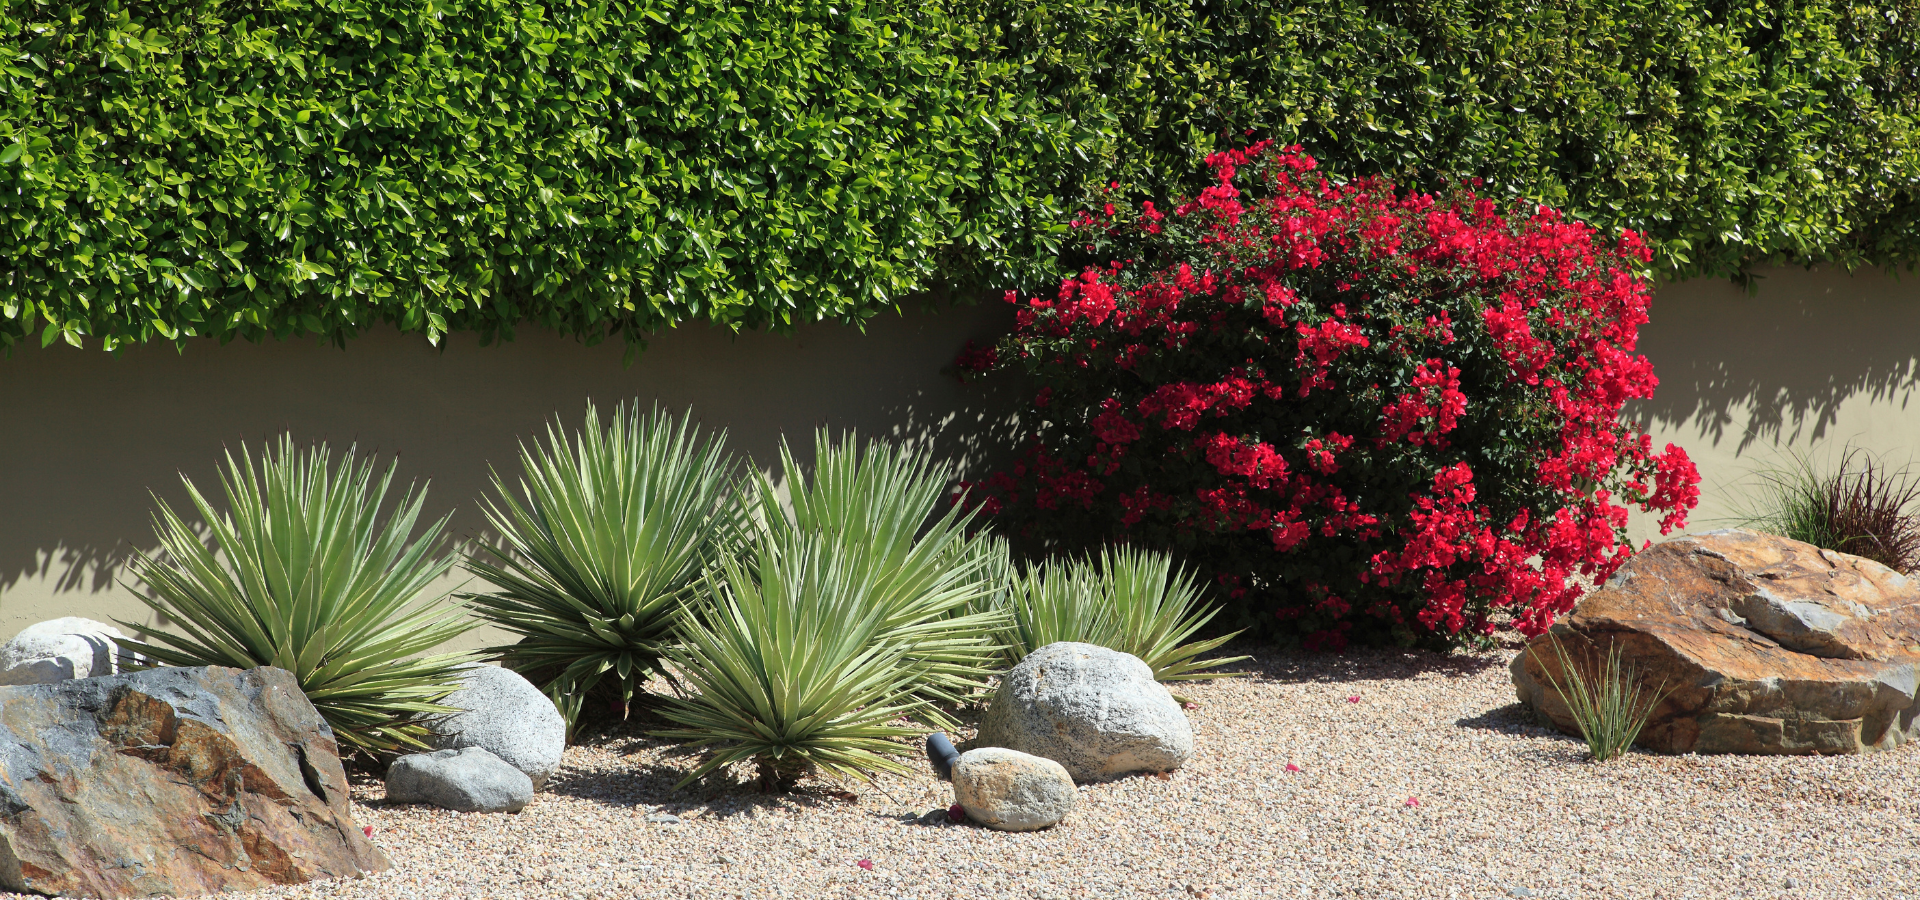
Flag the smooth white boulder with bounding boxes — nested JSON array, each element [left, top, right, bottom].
[[951, 747, 1076, 831], [0, 617, 130, 685], [425, 665, 566, 789], [386, 747, 532, 813], [977, 642, 1193, 783]]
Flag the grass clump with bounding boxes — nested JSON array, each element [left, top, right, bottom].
[[122, 436, 477, 755], [1529, 633, 1670, 762], [1735, 447, 1920, 573]]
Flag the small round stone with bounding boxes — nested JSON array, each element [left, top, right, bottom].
[[951, 747, 1076, 832]]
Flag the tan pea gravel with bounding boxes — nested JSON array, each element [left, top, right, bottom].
[[34, 640, 1920, 900]]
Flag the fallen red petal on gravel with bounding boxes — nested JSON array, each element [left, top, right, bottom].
[[857, 859, 874, 871]]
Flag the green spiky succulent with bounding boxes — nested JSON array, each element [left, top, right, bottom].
[[463, 403, 744, 729], [1002, 545, 1247, 684], [121, 436, 477, 755], [656, 432, 1008, 791]]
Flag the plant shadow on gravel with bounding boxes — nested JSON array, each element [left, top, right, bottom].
[[1454, 702, 1546, 737], [538, 696, 945, 820], [1455, 702, 1627, 765], [1221, 638, 1514, 686]]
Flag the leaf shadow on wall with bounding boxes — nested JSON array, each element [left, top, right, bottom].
[[1625, 267, 1920, 458], [0, 298, 1028, 626]]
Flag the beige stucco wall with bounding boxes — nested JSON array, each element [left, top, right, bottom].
[[1, 264, 1915, 647], [0, 300, 1026, 652], [1625, 265, 1920, 545]]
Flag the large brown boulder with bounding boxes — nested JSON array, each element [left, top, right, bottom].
[[0, 665, 388, 898], [1513, 529, 1920, 755]]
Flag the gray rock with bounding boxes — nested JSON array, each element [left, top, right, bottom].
[[0, 616, 132, 685], [426, 664, 566, 788], [644, 812, 682, 826], [0, 665, 387, 898], [386, 747, 533, 813], [951, 747, 1076, 831], [977, 642, 1193, 783]]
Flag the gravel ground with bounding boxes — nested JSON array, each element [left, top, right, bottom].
[[61, 640, 1920, 900]]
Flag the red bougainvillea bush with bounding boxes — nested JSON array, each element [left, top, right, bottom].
[[957, 142, 1700, 650]]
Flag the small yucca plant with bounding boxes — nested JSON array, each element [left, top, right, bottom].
[[655, 433, 1008, 791], [121, 437, 477, 755], [744, 432, 1008, 709], [1529, 633, 1670, 762], [654, 539, 967, 792], [464, 403, 743, 729], [1001, 545, 1247, 684]]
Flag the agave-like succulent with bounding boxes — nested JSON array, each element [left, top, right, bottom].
[[463, 403, 743, 728], [744, 432, 1009, 709], [655, 538, 931, 792], [654, 433, 1008, 791], [121, 436, 477, 755], [1002, 545, 1247, 683]]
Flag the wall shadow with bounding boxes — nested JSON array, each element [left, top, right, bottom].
[[1632, 266, 1920, 455], [0, 297, 1025, 637]]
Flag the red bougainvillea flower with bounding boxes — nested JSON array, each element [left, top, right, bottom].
[[1347, 696, 1361, 704], [857, 859, 875, 871], [956, 142, 1699, 650], [1405, 797, 1421, 807], [363, 825, 374, 838], [947, 804, 966, 823], [1285, 763, 1302, 773]]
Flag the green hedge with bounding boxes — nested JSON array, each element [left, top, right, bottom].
[[971, 0, 1920, 282], [0, 0, 1073, 351], [4, 0, 1917, 351]]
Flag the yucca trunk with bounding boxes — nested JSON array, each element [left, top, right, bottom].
[[754, 755, 816, 793]]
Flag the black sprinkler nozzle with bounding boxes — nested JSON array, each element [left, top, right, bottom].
[[925, 731, 960, 781]]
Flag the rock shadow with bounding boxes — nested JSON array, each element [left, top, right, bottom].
[[1230, 642, 1511, 686]]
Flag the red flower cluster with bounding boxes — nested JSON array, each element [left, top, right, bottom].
[[957, 143, 1699, 648]]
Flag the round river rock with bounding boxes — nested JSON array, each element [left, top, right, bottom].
[[951, 747, 1076, 831], [977, 641, 1193, 783]]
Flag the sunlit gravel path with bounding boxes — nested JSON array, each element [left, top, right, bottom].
[[35, 640, 1920, 900]]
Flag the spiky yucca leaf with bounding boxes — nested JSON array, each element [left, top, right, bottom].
[[1001, 546, 1246, 683], [1101, 546, 1248, 682], [745, 432, 1007, 709], [121, 436, 476, 754], [654, 540, 932, 792], [1001, 553, 1110, 662], [463, 403, 742, 728]]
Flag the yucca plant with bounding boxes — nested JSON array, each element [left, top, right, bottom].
[[1529, 632, 1671, 762], [463, 403, 743, 729], [120, 436, 477, 755], [1001, 546, 1247, 685], [743, 432, 1008, 709], [655, 538, 955, 792]]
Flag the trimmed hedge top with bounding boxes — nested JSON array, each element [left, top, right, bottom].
[[3, 0, 1917, 351], [0, 0, 1074, 350], [985, 0, 1920, 281]]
